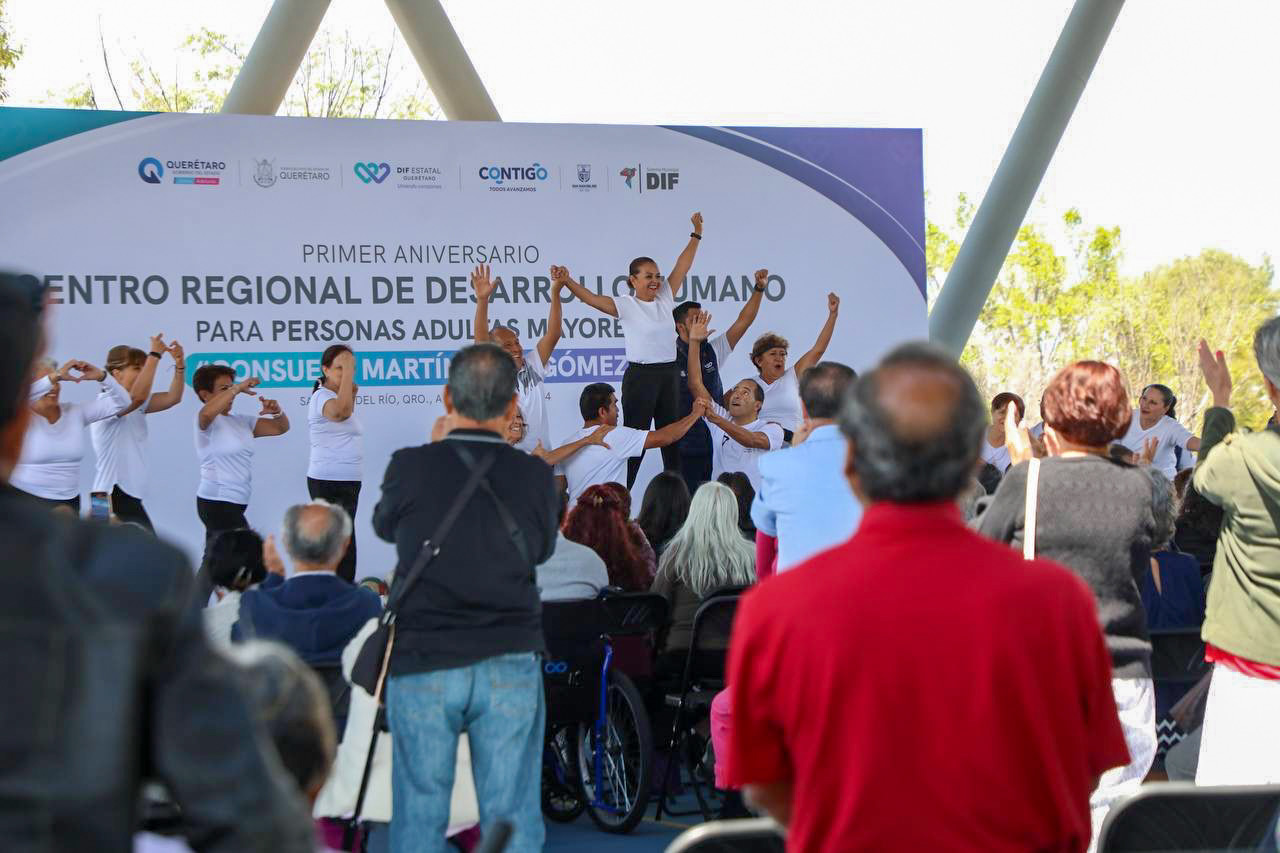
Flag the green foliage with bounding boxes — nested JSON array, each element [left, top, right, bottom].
[[48, 26, 437, 120], [929, 196, 1278, 432], [0, 0, 23, 103]]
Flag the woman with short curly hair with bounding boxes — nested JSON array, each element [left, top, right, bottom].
[[977, 359, 1160, 842]]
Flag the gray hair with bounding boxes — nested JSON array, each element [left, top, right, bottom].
[[282, 499, 352, 566], [1144, 465, 1177, 548], [36, 357, 57, 375], [838, 341, 986, 503], [1254, 316, 1280, 388], [448, 343, 518, 421], [222, 641, 336, 795], [656, 482, 755, 597]]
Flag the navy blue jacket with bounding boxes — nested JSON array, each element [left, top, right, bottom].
[[233, 573, 382, 665]]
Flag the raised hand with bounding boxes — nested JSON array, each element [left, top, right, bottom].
[[430, 413, 458, 443], [1004, 402, 1034, 465], [531, 441, 548, 460], [828, 293, 841, 314], [755, 268, 769, 289], [149, 333, 167, 354], [1198, 338, 1232, 407], [237, 376, 261, 396], [334, 349, 356, 371], [166, 339, 184, 363], [471, 264, 497, 301], [550, 265, 570, 288], [1140, 436, 1159, 465], [691, 397, 710, 418], [263, 534, 286, 577], [73, 360, 107, 381], [258, 397, 282, 416], [691, 212, 704, 235], [53, 359, 82, 382], [791, 420, 814, 446], [587, 424, 615, 449], [689, 310, 714, 342]]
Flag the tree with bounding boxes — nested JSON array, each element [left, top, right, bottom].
[[0, 0, 22, 103], [49, 25, 436, 119], [928, 196, 1278, 432]]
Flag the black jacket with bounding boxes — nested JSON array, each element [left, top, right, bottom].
[[373, 430, 558, 676], [0, 484, 315, 852]]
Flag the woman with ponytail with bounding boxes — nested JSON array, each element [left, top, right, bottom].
[[307, 344, 362, 581], [553, 212, 705, 487], [563, 483, 657, 592], [89, 333, 185, 530], [1120, 382, 1201, 479]]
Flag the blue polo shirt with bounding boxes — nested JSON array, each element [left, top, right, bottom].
[[750, 424, 861, 571]]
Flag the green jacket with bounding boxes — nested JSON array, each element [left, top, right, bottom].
[[1194, 406, 1280, 665]]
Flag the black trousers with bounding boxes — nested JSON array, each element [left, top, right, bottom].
[[679, 452, 713, 496], [307, 477, 360, 583], [622, 361, 681, 488], [18, 490, 80, 514], [196, 496, 249, 603], [111, 485, 153, 532]]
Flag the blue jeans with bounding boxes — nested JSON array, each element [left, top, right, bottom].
[[386, 652, 546, 853]]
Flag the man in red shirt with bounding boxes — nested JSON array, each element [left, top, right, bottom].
[[726, 342, 1130, 853]]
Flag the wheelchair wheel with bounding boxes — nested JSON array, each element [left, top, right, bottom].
[[577, 669, 653, 834], [542, 727, 586, 823]]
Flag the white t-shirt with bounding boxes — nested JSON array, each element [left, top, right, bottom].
[[557, 424, 648, 504], [308, 386, 363, 481], [13, 376, 130, 500], [515, 349, 549, 451], [1119, 412, 1194, 479], [196, 412, 259, 505], [91, 404, 148, 498], [614, 285, 677, 364], [757, 367, 803, 433], [705, 401, 784, 493], [980, 437, 1012, 473]]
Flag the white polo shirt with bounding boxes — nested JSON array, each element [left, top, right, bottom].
[[614, 286, 677, 364], [757, 367, 803, 434], [980, 438, 1012, 473], [515, 349, 549, 451], [13, 375, 130, 500], [557, 425, 648, 503], [91, 404, 149, 498], [308, 386, 363, 482], [705, 401, 784, 493], [1118, 412, 1194, 479], [196, 412, 258, 505]]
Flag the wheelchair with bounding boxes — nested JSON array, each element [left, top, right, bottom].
[[540, 592, 669, 834]]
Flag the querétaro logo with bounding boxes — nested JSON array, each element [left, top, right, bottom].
[[477, 163, 550, 192], [138, 157, 164, 184], [252, 158, 277, 188], [353, 161, 391, 184]]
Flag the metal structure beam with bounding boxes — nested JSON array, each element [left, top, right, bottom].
[[383, 0, 500, 121], [928, 0, 1124, 356], [220, 0, 332, 115]]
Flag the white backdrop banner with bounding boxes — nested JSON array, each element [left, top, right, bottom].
[[0, 108, 925, 574]]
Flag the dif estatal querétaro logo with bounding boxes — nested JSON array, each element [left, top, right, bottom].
[[137, 156, 226, 186], [353, 161, 391, 184]]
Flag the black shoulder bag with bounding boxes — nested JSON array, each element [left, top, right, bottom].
[[350, 446, 497, 698]]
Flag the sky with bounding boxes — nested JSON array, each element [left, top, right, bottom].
[[5, 0, 1278, 279]]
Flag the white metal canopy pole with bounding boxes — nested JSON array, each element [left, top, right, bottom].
[[220, 0, 333, 115], [382, 0, 501, 121], [927, 0, 1124, 356]]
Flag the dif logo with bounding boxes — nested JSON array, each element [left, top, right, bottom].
[[354, 161, 391, 184], [619, 164, 679, 192], [138, 157, 164, 184]]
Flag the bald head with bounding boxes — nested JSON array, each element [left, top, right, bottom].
[[839, 342, 985, 504], [489, 326, 525, 368], [282, 500, 352, 571]]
